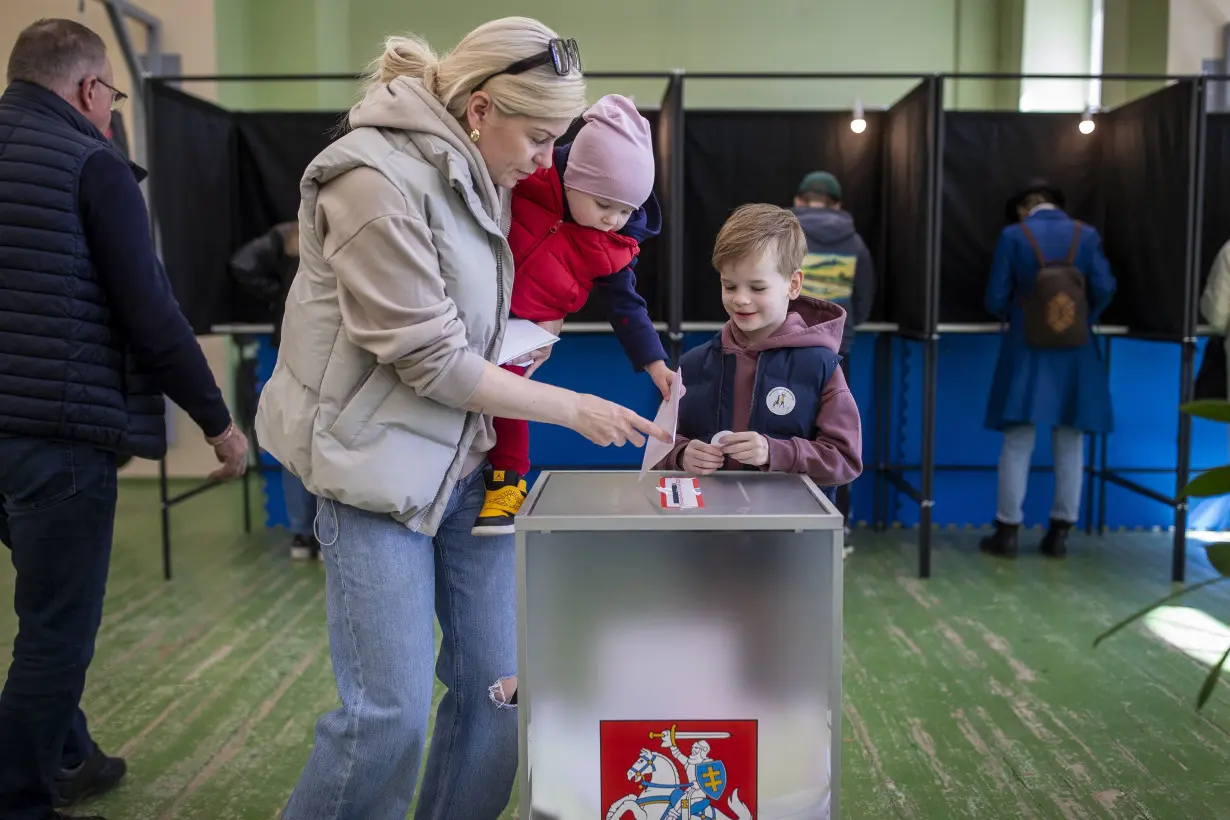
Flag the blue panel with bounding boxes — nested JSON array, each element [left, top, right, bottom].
[[246, 329, 1226, 533]]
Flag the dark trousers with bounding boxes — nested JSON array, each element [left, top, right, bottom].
[[0, 436, 117, 820], [836, 354, 852, 524]]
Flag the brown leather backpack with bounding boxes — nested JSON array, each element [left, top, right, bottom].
[[1018, 222, 1089, 348]]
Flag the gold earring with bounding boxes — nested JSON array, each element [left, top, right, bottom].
[[469, 129, 480, 143]]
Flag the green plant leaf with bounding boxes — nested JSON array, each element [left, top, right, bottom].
[[1179, 466, 1230, 498], [1181, 399, 1230, 423], [1196, 643, 1230, 711], [1208, 543, 1230, 576], [1093, 576, 1228, 648]]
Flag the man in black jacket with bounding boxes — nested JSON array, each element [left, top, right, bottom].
[[791, 171, 874, 545], [0, 20, 248, 820]]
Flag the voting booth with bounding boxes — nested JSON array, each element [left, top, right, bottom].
[[516, 471, 844, 820]]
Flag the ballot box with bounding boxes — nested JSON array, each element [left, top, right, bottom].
[[516, 471, 844, 820]]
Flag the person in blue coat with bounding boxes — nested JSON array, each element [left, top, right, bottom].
[[980, 180, 1116, 559]]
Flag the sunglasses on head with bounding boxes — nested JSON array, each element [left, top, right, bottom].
[[474, 38, 582, 92]]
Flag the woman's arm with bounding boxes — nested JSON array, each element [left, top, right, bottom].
[[318, 167, 668, 448]]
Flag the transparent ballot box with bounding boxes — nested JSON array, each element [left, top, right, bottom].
[[516, 471, 844, 820]]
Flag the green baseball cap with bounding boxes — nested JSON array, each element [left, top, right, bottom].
[[797, 171, 842, 201]]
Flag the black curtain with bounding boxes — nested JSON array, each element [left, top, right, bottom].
[[233, 112, 341, 242], [882, 79, 939, 335], [939, 111, 1103, 324], [1099, 80, 1197, 338], [149, 82, 238, 334], [682, 110, 885, 322], [1200, 113, 1230, 298]]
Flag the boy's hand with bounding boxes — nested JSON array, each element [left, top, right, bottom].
[[645, 360, 675, 400], [680, 439, 724, 475], [721, 432, 769, 467]]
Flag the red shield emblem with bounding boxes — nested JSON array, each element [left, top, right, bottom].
[[600, 720, 758, 819]]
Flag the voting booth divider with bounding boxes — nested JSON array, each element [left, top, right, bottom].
[[144, 71, 1224, 584]]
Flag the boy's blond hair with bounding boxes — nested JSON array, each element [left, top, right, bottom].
[[711, 204, 808, 277]]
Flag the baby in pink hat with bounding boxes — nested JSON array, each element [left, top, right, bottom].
[[474, 94, 675, 535]]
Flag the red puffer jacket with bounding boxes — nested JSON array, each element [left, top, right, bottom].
[[508, 166, 639, 322]]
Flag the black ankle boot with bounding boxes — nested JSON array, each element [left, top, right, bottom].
[[979, 521, 1019, 558], [1040, 519, 1072, 558]]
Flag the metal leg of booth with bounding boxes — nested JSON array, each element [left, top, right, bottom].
[[918, 335, 938, 579], [1097, 336, 1112, 536], [1172, 340, 1196, 583], [159, 455, 172, 581]]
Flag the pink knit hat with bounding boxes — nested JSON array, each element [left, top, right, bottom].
[[562, 95, 655, 209]]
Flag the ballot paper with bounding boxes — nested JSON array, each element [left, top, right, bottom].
[[639, 367, 683, 477], [498, 319, 560, 366], [658, 476, 704, 508]]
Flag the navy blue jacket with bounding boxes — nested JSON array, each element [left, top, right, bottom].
[[791, 206, 874, 355], [984, 207, 1116, 433], [678, 340, 842, 445], [0, 82, 230, 457], [554, 144, 667, 369]]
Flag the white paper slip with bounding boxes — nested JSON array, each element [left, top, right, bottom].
[[711, 430, 733, 446], [498, 319, 560, 366], [658, 476, 704, 509], [640, 367, 684, 477]]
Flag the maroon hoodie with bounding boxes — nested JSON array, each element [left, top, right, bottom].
[[660, 298, 863, 484]]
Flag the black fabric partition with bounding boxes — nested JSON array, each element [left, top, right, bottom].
[[681, 110, 886, 322], [940, 112, 1103, 324], [1099, 80, 1198, 338], [883, 79, 940, 336], [149, 83, 239, 334], [1200, 113, 1230, 294]]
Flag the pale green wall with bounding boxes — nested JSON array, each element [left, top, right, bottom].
[[215, 0, 1020, 112], [1102, 0, 1171, 109]]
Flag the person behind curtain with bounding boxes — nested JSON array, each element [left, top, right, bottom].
[[229, 222, 320, 560], [980, 180, 1116, 559], [790, 171, 874, 549], [255, 18, 669, 820]]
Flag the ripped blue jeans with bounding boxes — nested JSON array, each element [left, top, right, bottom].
[[282, 466, 517, 820]]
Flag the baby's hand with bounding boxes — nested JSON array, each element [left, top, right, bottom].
[[680, 439, 723, 475], [646, 360, 675, 400]]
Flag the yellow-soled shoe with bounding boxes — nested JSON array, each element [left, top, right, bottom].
[[472, 469, 527, 536]]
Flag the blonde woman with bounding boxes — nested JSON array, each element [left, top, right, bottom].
[[256, 18, 668, 819]]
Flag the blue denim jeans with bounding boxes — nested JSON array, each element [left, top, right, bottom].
[[280, 468, 316, 537], [0, 436, 116, 820], [996, 424, 1085, 525], [282, 466, 518, 820]]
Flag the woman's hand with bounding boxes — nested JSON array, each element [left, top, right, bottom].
[[572, 393, 671, 447], [680, 439, 724, 475], [721, 431, 769, 467], [645, 360, 675, 400]]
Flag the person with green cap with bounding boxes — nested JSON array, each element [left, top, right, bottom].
[[791, 170, 873, 546]]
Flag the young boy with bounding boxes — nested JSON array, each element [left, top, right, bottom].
[[474, 95, 673, 535], [658, 204, 862, 498]]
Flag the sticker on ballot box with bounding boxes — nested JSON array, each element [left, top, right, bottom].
[[659, 476, 704, 509], [600, 719, 758, 819]]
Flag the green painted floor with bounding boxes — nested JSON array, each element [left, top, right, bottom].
[[2, 480, 1229, 819]]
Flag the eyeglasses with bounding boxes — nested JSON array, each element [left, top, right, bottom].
[[474, 38, 582, 92], [78, 76, 128, 112]]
